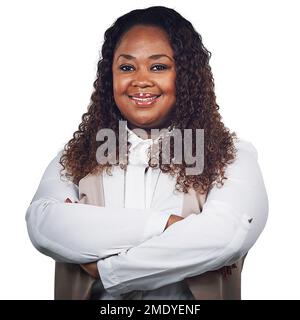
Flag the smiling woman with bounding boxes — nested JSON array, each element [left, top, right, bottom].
[[112, 25, 176, 131], [26, 6, 268, 300]]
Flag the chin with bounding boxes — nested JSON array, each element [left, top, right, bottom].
[[133, 122, 154, 129], [131, 116, 157, 127]]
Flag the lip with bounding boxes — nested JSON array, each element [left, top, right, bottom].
[[128, 94, 162, 106]]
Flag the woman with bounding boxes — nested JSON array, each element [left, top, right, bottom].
[[26, 6, 268, 299]]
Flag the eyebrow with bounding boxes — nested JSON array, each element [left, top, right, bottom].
[[117, 54, 173, 62]]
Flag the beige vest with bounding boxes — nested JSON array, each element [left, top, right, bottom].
[[55, 172, 245, 300]]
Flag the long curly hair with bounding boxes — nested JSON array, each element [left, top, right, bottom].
[[60, 6, 237, 194]]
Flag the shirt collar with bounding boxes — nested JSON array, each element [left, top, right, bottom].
[[126, 125, 153, 150], [125, 124, 175, 166]]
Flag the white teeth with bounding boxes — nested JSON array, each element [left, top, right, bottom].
[[130, 96, 159, 102]]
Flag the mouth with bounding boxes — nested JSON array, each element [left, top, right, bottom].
[[128, 94, 162, 106]]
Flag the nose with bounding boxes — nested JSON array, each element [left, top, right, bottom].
[[131, 68, 154, 88]]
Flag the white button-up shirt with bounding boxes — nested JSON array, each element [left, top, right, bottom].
[[26, 129, 268, 299], [99, 126, 192, 299]]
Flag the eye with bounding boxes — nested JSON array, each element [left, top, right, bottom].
[[119, 64, 135, 72], [151, 64, 169, 71]]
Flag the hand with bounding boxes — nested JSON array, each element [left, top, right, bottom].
[[64, 198, 99, 279], [217, 263, 237, 278], [64, 198, 77, 203], [80, 262, 100, 279], [164, 214, 184, 231]]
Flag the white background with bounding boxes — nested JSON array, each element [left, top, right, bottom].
[[0, 0, 299, 300]]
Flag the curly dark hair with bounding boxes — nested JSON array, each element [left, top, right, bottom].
[[60, 6, 237, 194]]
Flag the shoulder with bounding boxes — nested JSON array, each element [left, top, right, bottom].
[[45, 149, 64, 168], [233, 138, 258, 159], [232, 138, 260, 167], [38, 149, 66, 182], [223, 137, 264, 182]]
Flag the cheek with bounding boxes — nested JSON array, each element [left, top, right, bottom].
[[162, 74, 176, 96], [113, 75, 130, 95], [113, 76, 130, 113], [162, 75, 176, 113]]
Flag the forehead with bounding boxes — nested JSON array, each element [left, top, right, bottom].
[[114, 25, 173, 58]]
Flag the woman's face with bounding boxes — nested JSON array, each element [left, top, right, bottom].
[[112, 25, 176, 131]]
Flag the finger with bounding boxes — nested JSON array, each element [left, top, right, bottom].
[[65, 198, 72, 203]]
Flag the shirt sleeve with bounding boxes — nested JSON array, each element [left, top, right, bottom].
[[97, 139, 269, 296], [25, 151, 171, 264]]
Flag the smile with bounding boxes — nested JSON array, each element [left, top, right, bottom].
[[128, 95, 162, 106]]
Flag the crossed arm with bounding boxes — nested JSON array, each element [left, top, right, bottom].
[[26, 139, 268, 296], [63, 197, 183, 279]]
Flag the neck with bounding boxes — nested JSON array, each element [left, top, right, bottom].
[[127, 123, 173, 140]]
